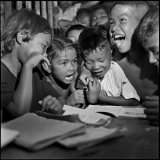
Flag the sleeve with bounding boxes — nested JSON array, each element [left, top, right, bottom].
[[1, 65, 15, 109], [1, 80, 14, 109], [114, 64, 140, 101], [73, 3, 81, 16]]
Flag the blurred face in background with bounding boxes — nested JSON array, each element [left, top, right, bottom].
[[91, 8, 109, 27]]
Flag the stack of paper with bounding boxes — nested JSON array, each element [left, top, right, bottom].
[[2, 113, 86, 151], [58, 126, 123, 150]]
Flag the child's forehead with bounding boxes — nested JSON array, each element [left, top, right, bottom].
[[111, 5, 136, 17]]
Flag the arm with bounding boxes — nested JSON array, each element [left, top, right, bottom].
[[80, 1, 100, 8], [4, 52, 51, 117], [98, 91, 139, 106], [58, 19, 77, 33]]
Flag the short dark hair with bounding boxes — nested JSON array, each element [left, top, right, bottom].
[[1, 8, 52, 54], [138, 5, 159, 46], [47, 36, 80, 62], [78, 25, 111, 57], [65, 24, 87, 37], [112, 1, 150, 20], [76, 8, 91, 20]]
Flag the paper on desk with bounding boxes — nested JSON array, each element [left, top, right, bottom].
[[2, 113, 86, 151], [58, 126, 122, 150], [86, 105, 146, 118], [63, 105, 111, 125]]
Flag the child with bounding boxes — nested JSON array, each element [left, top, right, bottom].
[[138, 5, 159, 126], [78, 25, 140, 106], [1, 9, 65, 121], [46, 36, 85, 106], [65, 24, 87, 43], [65, 24, 87, 76], [109, 1, 159, 102], [56, 1, 100, 34], [91, 5, 109, 28]]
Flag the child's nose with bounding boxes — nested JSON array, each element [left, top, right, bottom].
[[149, 52, 157, 64]]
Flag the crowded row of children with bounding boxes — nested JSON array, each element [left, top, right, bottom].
[[1, 1, 159, 126]]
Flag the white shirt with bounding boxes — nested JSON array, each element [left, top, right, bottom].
[[99, 61, 140, 101], [57, 3, 81, 21]]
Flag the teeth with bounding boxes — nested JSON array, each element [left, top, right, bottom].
[[65, 75, 73, 80]]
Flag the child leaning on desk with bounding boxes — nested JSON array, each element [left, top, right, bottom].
[[1, 9, 65, 122], [77, 25, 140, 106], [137, 5, 159, 126], [46, 36, 85, 107]]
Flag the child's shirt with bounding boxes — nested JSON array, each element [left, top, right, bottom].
[[57, 3, 81, 21], [99, 61, 140, 101], [1, 62, 60, 121]]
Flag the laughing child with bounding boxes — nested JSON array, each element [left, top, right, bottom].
[[78, 25, 140, 106], [109, 1, 159, 102]]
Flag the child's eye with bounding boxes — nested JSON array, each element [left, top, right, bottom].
[[120, 18, 126, 23], [110, 20, 114, 27], [61, 62, 67, 65], [99, 59, 105, 62], [73, 59, 77, 63]]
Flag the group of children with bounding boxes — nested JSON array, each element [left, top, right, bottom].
[[1, 1, 159, 126]]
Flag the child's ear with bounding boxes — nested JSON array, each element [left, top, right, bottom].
[[16, 30, 30, 44]]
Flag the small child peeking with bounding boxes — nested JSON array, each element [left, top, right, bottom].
[[78, 25, 140, 106], [46, 36, 85, 106]]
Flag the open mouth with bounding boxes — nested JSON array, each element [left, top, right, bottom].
[[93, 70, 103, 77], [112, 34, 125, 47], [65, 74, 74, 81]]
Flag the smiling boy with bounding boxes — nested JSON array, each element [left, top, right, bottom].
[[109, 1, 159, 102]]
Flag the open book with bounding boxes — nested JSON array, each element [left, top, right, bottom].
[[85, 105, 146, 118], [62, 105, 111, 126]]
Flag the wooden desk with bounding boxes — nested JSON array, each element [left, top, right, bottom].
[[1, 118, 159, 159]]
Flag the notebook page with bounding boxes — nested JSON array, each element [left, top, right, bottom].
[[120, 107, 146, 118], [63, 105, 111, 124], [86, 105, 122, 117]]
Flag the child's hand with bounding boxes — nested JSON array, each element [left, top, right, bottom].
[[86, 78, 100, 104], [79, 73, 93, 87], [25, 52, 50, 69], [39, 95, 63, 114], [142, 95, 159, 126], [67, 90, 85, 106], [52, 6, 59, 14]]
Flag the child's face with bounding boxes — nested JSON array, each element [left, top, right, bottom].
[[84, 44, 111, 80], [18, 33, 51, 63], [109, 5, 140, 53], [77, 14, 90, 27], [91, 8, 109, 26], [143, 31, 159, 67], [51, 47, 78, 84], [67, 30, 82, 43]]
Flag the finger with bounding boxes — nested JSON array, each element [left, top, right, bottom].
[[42, 95, 54, 111], [144, 108, 159, 115], [142, 101, 159, 108], [77, 98, 85, 104], [45, 97, 57, 112], [50, 102, 61, 114], [145, 95, 159, 101]]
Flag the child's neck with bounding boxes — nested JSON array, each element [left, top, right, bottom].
[[49, 75, 70, 90]]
